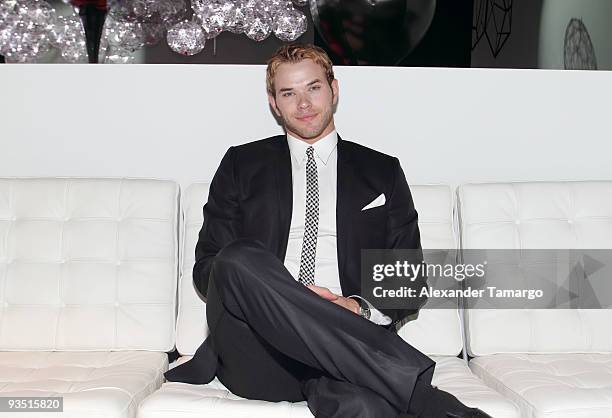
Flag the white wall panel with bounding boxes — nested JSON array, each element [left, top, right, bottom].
[[0, 64, 610, 188]]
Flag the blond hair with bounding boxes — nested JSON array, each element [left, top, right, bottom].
[[266, 43, 335, 96]]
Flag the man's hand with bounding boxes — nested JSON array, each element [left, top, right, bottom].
[[307, 285, 360, 315]]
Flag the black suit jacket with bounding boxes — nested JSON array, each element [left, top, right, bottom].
[[193, 134, 427, 328]]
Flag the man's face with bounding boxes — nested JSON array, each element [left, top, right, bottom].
[[268, 59, 339, 144]]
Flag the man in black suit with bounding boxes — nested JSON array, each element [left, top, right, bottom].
[[166, 44, 490, 418]]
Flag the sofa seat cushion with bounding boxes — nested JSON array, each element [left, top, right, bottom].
[[470, 354, 612, 418], [137, 377, 312, 418], [0, 351, 167, 418], [137, 356, 518, 418], [432, 356, 519, 418]]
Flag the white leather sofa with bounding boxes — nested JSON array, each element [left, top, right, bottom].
[[0, 178, 179, 417], [7, 177, 610, 417], [136, 183, 519, 418], [458, 182, 612, 418]]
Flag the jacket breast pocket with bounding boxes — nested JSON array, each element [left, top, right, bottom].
[[359, 205, 387, 224]]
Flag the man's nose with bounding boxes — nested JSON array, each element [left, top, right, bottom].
[[298, 95, 311, 110]]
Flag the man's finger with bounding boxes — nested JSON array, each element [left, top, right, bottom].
[[332, 297, 360, 314], [308, 285, 337, 300], [307, 285, 338, 301]]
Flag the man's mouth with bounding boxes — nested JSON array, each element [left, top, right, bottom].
[[297, 114, 317, 122]]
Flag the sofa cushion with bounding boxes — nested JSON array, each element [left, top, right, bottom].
[[432, 356, 519, 418], [458, 181, 612, 355], [138, 378, 312, 418], [176, 183, 463, 356], [0, 350, 167, 418], [470, 353, 612, 418], [174, 183, 210, 356], [139, 355, 518, 418], [459, 182, 612, 250], [0, 178, 179, 351]]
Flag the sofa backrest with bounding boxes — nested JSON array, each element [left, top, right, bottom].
[[177, 183, 463, 357], [0, 178, 179, 351], [176, 183, 210, 355], [396, 185, 463, 356], [459, 181, 612, 355]]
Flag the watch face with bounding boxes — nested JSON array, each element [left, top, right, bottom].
[[564, 18, 598, 70], [360, 305, 371, 319]]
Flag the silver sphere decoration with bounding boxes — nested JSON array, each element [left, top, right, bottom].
[[0, 0, 312, 62], [108, 0, 188, 25], [193, 0, 238, 39], [140, 21, 165, 45], [0, 14, 19, 55], [244, 1, 272, 42], [105, 46, 136, 64], [105, 17, 145, 52], [166, 19, 206, 55], [225, 0, 249, 34], [272, 7, 306, 41], [0, 0, 55, 62], [263, 0, 292, 14], [158, 0, 189, 28], [50, 13, 87, 63]]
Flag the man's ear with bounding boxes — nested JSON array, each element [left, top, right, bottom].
[[331, 79, 339, 105], [268, 94, 281, 117]]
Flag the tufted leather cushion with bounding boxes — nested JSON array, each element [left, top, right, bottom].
[[459, 181, 612, 418], [139, 355, 518, 418], [458, 181, 612, 355], [458, 182, 612, 250], [0, 350, 167, 418], [176, 183, 463, 356], [0, 178, 179, 351], [470, 354, 612, 418]]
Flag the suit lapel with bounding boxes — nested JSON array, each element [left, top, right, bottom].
[[274, 135, 293, 261], [336, 136, 354, 295]]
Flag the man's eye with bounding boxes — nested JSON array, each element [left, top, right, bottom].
[[282, 92, 294, 97], [310, 85, 321, 91]]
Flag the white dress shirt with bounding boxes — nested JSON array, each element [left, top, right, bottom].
[[284, 131, 392, 326]]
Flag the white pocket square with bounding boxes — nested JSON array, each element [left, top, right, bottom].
[[361, 193, 386, 211]]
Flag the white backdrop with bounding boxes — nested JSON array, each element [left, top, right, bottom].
[[1, 64, 611, 189]]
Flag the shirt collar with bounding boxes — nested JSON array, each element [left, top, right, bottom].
[[287, 130, 338, 167]]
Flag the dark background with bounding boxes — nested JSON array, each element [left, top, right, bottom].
[[2, 0, 611, 69], [141, 0, 474, 67]]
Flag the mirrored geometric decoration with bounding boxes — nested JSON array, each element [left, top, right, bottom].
[[472, 0, 487, 50], [564, 18, 597, 71], [472, 0, 512, 58]]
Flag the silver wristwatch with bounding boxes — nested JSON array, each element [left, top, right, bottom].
[[358, 300, 371, 320]]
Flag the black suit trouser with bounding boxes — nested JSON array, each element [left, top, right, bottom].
[[169, 239, 435, 417]]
